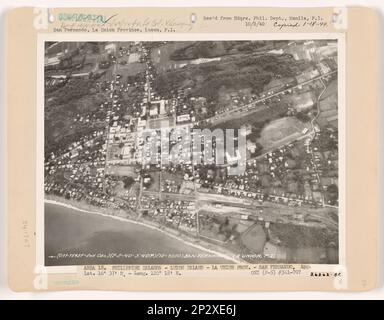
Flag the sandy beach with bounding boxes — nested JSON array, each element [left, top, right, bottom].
[[45, 199, 239, 265]]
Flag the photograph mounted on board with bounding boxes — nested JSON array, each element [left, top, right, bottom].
[[43, 39, 340, 266]]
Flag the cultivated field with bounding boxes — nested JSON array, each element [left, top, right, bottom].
[[318, 80, 338, 128]]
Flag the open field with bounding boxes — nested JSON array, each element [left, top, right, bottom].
[[150, 42, 193, 71], [321, 79, 337, 99], [145, 171, 161, 192], [258, 117, 309, 149], [106, 144, 122, 162], [162, 172, 184, 183], [269, 223, 338, 250], [211, 103, 286, 129], [240, 224, 267, 253], [318, 80, 338, 128], [106, 165, 137, 177], [116, 62, 146, 76], [45, 42, 82, 56], [285, 247, 327, 264], [147, 117, 175, 129]]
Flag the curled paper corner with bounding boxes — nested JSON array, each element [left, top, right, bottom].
[[332, 7, 348, 30]]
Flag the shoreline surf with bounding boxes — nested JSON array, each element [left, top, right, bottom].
[[44, 199, 241, 264]]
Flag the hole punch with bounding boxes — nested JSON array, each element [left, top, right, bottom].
[[190, 13, 197, 24], [332, 13, 340, 24], [48, 9, 55, 23], [332, 8, 347, 29]]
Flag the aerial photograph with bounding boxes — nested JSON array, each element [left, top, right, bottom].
[[44, 40, 339, 266]]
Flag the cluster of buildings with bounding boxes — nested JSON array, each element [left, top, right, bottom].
[[193, 136, 335, 208], [45, 41, 339, 250], [161, 179, 181, 193], [140, 195, 197, 234], [45, 129, 107, 194]]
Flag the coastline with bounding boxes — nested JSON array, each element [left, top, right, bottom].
[[44, 196, 241, 264]]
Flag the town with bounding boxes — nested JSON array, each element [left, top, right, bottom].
[[44, 40, 339, 264]]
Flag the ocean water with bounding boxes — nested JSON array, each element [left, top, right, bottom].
[[45, 202, 232, 266]]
